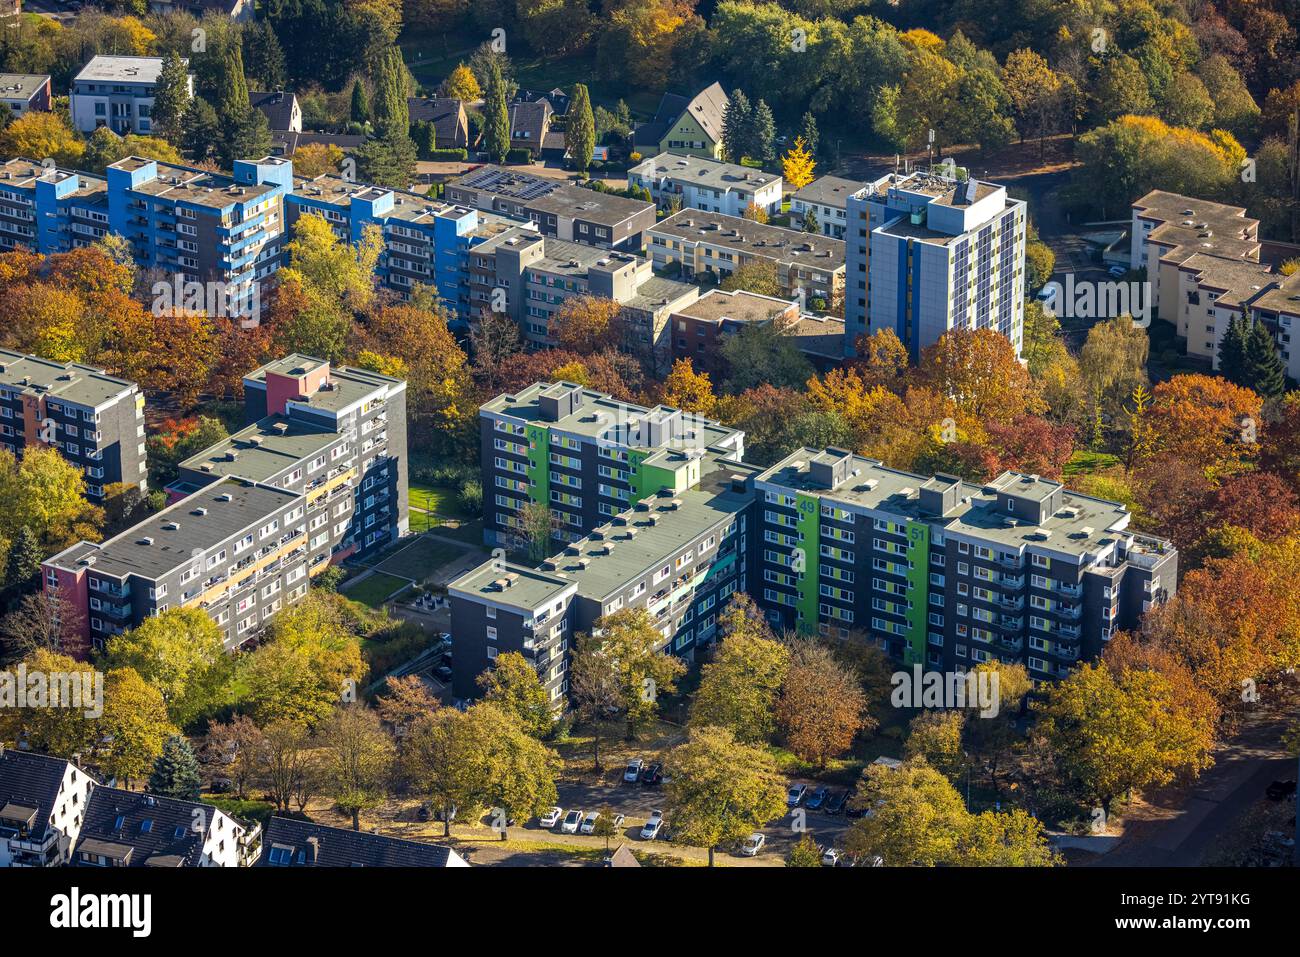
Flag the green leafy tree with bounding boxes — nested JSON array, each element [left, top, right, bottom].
[[180, 97, 222, 163], [477, 651, 554, 738], [567, 83, 595, 172], [147, 734, 202, 800], [471, 702, 562, 840], [152, 50, 192, 146], [787, 833, 822, 866], [689, 595, 788, 743], [568, 630, 621, 770], [663, 725, 787, 866], [101, 667, 175, 788], [103, 609, 232, 727], [406, 707, 480, 837], [243, 21, 287, 91], [597, 608, 687, 739], [316, 704, 395, 830], [904, 710, 967, 782]]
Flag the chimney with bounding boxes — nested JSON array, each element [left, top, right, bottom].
[[306, 836, 320, 863]]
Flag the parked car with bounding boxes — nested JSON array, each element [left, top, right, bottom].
[[739, 833, 765, 857], [824, 790, 849, 815], [1266, 779, 1297, 800], [1107, 264, 1127, 278], [624, 758, 644, 783], [609, 813, 625, 832], [822, 847, 842, 867], [579, 811, 601, 835], [640, 810, 664, 840], [560, 809, 583, 834], [640, 763, 663, 785], [434, 664, 453, 682], [538, 806, 563, 829], [209, 777, 233, 794], [435, 804, 457, 822], [806, 787, 829, 811], [787, 784, 808, 808]]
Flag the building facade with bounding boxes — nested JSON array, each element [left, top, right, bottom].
[[791, 175, 866, 239], [0, 349, 147, 500], [627, 153, 783, 219], [42, 356, 407, 651], [69, 55, 193, 135], [0, 749, 93, 868], [0, 74, 51, 116], [845, 171, 1026, 360]]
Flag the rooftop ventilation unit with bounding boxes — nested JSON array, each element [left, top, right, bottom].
[[216, 493, 233, 502]]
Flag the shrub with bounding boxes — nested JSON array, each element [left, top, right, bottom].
[[505, 148, 532, 164]]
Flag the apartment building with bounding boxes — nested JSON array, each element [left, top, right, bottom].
[[478, 381, 745, 547], [648, 210, 845, 308], [753, 448, 1176, 684], [446, 165, 654, 252], [288, 172, 524, 321], [845, 170, 1026, 360], [449, 457, 756, 702], [791, 175, 867, 239], [43, 476, 312, 651], [0, 349, 147, 501], [1172, 253, 1275, 364], [0, 748, 93, 867], [0, 158, 111, 253], [627, 153, 783, 219], [467, 231, 697, 363], [69, 55, 192, 135], [109, 155, 293, 318], [74, 786, 261, 867], [1130, 190, 1261, 323], [0, 74, 51, 116], [668, 288, 799, 372], [1243, 270, 1300, 382]]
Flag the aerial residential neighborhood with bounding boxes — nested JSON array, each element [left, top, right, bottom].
[[0, 0, 1294, 936]]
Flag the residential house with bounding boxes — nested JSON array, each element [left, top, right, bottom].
[[259, 817, 468, 866], [633, 82, 729, 160], [74, 786, 260, 867], [0, 74, 51, 116], [0, 748, 93, 868], [628, 153, 782, 218], [249, 90, 302, 133], [791, 175, 867, 239], [408, 96, 469, 149]]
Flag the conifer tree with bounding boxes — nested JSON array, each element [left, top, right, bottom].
[[722, 89, 752, 162], [481, 60, 510, 163], [568, 83, 595, 171], [147, 735, 202, 801]]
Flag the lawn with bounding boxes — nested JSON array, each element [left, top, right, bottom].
[[342, 571, 411, 607], [374, 534, 471, 581], [1063, 450, 1122, 478], [410, 482, 472, 520]]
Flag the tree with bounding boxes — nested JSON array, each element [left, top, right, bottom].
[[371, 48, 410, 141], [3, 525, 41, 594], [918, 328, 1043, 425], [782, 135, 815, 190], [660, 358, 718, 417], [181, 97, 222, 162], [1141, 374, 1263, 476], [787, 833, 822, 866], [1160, 73, 1214, 130], [1093, 55, 1155, 122], [690, 597, 788, 743], [1218, 312, 1249, 386], [663, 725, 787, 866], [568, 630, 621, 770], [1242, 318, 1287, 400], [741, 201, 768, 224], [442, 63, 480, 101], [1024, 241, 1055, 293], [719, 321, 813, 394], [103, 608, 231, 728], [213, 39, 271, 168], [718, 259, 782, 298], [904, 710, 967, 782], [350, 77, 370, 124], [548, 295, 622, 353], [567, 83, 595, 172], [0, 112, 84, 167], [101, 668, 175, 788], [152, 49, 192, 146], [798, 111, 819, 157], [470, 702, 561, 839], [516, 500, 557, 563], [960, 808, 1060, 866], [844, 757, 969, 865], [243, 20, 287, 90], [0, 650, 100, 757], [1001, 49, 1063, 158], [481, 58, 510, 164], [597, 608, 687, 739], [292, 142, 345, 178], [0, 590, 87, 661], [147, 735, 202, 801], [406, 707, 477, 836], [1035, 662, 1215, 819], [721, 89, 752, 163], [477, 651, 553, 738], [316, 705, 395, 830], [260, 719, 317, 813], [776, 639, 871, 767], [203, 714, 267, 799]]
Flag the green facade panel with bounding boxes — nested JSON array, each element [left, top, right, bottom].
[[902, 519, 930, 665], [794, 492, 821, 633]]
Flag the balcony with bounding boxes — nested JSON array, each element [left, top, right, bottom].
[[1054, 603, 1082, 621], [997, 555, 1022, 569], [998, 596, 1024, 611], [1058, 623, 1081, 639], [998, 574, 1024, 588]]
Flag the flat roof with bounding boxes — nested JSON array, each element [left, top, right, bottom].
[[482, 381, 742, 452], [451, 164, 561, 202], [48, 477, 301, 581], [1134, 189, 1261, 265], [449, 561, 576, 611], [792, 175, 867, 208], [530, 238, 632, 275], [116, 157, 280, 210], [756, 448, 1138, 556], [1249, 270, 1300, 316], [632, 153, 780, 191], [0, 157, 109, 204], [621, 275, 699, 313], [73, 55, 181, 85], [178, 414, 342, 483], [1178, 253, 1274, 308], [0, 349, 137, 410], [673, 288, 795, 324], [242, 355, 403, 414], [0, 74, 49, 99], [651, 210, 845, 269], [526, 183, 652, 227]]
